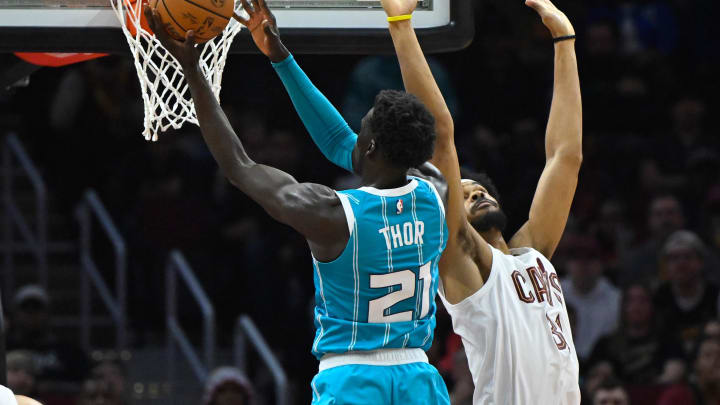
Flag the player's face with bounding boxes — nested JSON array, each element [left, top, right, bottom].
[[462, 181, 500, 223]]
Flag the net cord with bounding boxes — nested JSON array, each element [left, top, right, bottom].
[[109, 0, 243, 141]]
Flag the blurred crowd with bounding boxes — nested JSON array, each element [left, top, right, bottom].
[[2, 0, 720, 404]]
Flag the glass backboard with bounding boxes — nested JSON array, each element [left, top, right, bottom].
[[0, 0, 473, 53]]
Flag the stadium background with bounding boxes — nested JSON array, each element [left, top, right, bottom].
[[2, 0, 720, 404]]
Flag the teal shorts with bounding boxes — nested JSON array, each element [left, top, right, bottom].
[[310, 362, 450, 405]]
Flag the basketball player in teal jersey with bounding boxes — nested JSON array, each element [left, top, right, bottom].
[[146, 1, 450, 403]]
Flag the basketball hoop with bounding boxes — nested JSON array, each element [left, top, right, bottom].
[[109, 0, 243, 141]]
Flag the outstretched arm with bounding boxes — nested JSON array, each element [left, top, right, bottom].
[[235, 0, 357, 172], [271, 56, 357, 172], [145, 7, 347, 255], [509, 0, 582, 258], [383, 0, 491, 301]]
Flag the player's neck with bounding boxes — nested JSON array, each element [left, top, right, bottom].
[[481, 229, 510, 254], [359, 166, 408, 190]]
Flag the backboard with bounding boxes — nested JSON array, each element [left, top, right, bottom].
[[0, 0, 474, 54]]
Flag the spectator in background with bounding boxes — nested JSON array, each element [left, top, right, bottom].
[[90, 360, 127, 405], [643, 98, 713, 201], [584, 361, 616, 401], [593, 377, 630, 405], [593, 199, 636, 282], [668, 97, 710, 162], [705, 320, 720, 340], [580, 17, 637, 133], [6, 350, 37, 397], [620, 194, 685, 287], [618, 0, 678, 55], [686, 336, 720, 405], [654, 230, 719, 351], [588, 284, 685, 385], [561, 234, 621, 361], [701, 186, 720, 284], [202, 367, 254, 405], [5, 285, 90, 385], [77, 379, 122, 405]]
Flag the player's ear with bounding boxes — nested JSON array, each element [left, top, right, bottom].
[[366, 138, 376, 157]]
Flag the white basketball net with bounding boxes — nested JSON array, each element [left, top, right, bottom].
[[110, 0, 243, 141]]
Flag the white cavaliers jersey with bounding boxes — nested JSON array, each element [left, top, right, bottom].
[[439, 246, 580, 405], [0, 385, 17, 405]]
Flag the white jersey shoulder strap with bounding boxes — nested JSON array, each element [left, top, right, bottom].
[[335, 192, 356, 235]]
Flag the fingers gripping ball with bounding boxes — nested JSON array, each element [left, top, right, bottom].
[[151, 0, 234, 43]]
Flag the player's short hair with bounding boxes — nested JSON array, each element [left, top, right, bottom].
[[369, 90, 436, 169], [460, 167, 501, 204]]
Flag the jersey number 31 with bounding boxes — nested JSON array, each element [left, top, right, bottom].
[[368, 262, 431, 323]]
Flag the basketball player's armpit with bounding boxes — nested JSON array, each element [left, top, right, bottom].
[[457, 223, 475, 254], [272, 54, 356, 172], [456, 221, 493, 281], [439, 240, 487, 303]]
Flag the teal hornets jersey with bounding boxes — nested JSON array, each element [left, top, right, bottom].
[[311, 176, 448, 359]]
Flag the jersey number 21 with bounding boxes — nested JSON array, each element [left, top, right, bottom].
[[368, 262, 432, 323]]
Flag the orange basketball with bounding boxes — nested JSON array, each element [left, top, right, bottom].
[[151, 0, 234, 43]]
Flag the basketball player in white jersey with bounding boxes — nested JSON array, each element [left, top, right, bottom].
[[389, 0, 582, 403], [1, 385, 16, 405], [1, 385, 43, 405]]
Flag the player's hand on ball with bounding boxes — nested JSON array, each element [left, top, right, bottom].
[[144, 5, 201, 69], [525, 0, 575, 39], [381, 0, 417, 18], [234, 0, 289, 62]]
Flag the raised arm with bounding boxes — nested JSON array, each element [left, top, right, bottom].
[[508, 0, 582, 258], [145, 7, 348, 260], [383, 0, 491, 300], [234, 0, 357, 172]]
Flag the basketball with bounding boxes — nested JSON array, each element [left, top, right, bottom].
[[150, 0, 234, 43]]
